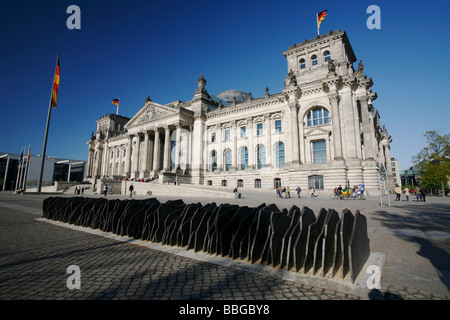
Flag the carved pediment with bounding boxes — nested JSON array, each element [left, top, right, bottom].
[[125, 102, 179, 128], [305, 127, 331, 138]]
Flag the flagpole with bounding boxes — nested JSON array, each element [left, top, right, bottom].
[[2, 153, 10, 191], [15, 146, 23, 192], [37, 53, 60, 193], [22, 145, 30, 190], [18, 145, 26, 190], [116, 98, 119, 115], [317, 13, 320, 36]]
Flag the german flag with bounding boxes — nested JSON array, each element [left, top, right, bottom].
[[51, 55, 60, 108], [112, 98, 119, 106], [317, 10, 327, 27]]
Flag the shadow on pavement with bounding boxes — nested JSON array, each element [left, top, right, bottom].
[[372, 199, 450, 295]]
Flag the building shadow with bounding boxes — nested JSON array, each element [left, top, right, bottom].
[[372, 201, 450, 295], [368, 288, 404, 300]]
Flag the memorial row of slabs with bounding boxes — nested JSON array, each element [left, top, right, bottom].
[[42, 197, 370, 283]]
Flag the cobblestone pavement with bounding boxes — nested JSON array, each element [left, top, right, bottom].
[[0, 192, 449, 302]]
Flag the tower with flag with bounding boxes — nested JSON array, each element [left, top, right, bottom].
[[112, 98, 119, 115]]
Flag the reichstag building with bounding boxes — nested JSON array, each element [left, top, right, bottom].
[[86, 30, 394, 195]]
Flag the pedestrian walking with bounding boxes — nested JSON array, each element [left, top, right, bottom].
[[103, 185, 108, 197], [276, 188, 280, 198], [420, 186, 427, 202], [414, 186, 422, 201], [404, 186, 410, 201], [129, 183, 134, 198], [394, 185, 401, 201], [296, 186, 301, 198], [282, 186, 286, 199], [287, 187, 291, 198]]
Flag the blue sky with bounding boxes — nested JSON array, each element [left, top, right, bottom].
[[1, 0, 449, 169]]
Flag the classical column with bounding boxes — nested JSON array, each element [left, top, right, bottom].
[[140, 131, 149, 178], [153, 129, 160, 171], [358, 95, 376, 160], [265, 114, 272, 167], [217, 123, 223, 170], [175, 124, 181, 171], [132, 135, 140, 177], [163, 126, 171, 171], [111, 147, 117, 176], [191, 114, 205, 184], [328, 93, 343, 159], [290, 103, 300, 163], [247, 117, 254, 169], [124, 135, 132, 177], [231, 121, 237, 170], [86, 148, 92, 177]]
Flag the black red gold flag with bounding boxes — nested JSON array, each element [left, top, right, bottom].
[[51, 56, 60, 108], [318, 10, 327, 27]]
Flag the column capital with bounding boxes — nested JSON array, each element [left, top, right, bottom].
[[357, 95, 370, 104], [328, 93, 340, 103], [288, 102, 299, 110]]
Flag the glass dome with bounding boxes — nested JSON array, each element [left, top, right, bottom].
[[215, 90, 250, 104]]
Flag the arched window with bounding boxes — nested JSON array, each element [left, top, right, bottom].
[[239, 146, 248, 170], [274, 142, 285, 168], [237, 179, 244, 188], [299, 58, 306, 69], [255, 179, 262, 188], [257, 144, 266, 169], [210, 150, 217, 172], [311, 54, 318, 66], [224, 148, 232, 171], [306, 107, 330, 126], [323, 51, 330, 62]]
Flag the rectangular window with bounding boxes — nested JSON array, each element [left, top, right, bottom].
[[275, 120, 282, 133], [240, 126, 246, 138], [211, 132, 216, 143], [225, 129, 231, 141], [313, 140, 327, 164], [257, 123, 263, 136], [313, 109, 323, 126]]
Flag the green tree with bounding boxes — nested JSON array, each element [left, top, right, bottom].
[[412, 130, 450, 197]]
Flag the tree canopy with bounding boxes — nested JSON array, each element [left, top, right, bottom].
[[412, 130, 450, 195]]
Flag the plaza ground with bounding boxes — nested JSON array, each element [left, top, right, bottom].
[[0, 187, 449, 301]]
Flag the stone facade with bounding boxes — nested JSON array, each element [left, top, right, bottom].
[[86, 30, 394, 195]]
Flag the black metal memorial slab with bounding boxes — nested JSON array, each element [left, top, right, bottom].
[[303, 208, 328, 273], [340, 208, 355, 279], [42, 197, 371, 283], [320, 209, 340, 277], [348, 210, 370, 283]]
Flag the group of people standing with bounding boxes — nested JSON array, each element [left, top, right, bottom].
[[276, 186, 304, 198], [74, 186, 85, 195], [395, 185, 427, 202], [276, 186, 291, 198]]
